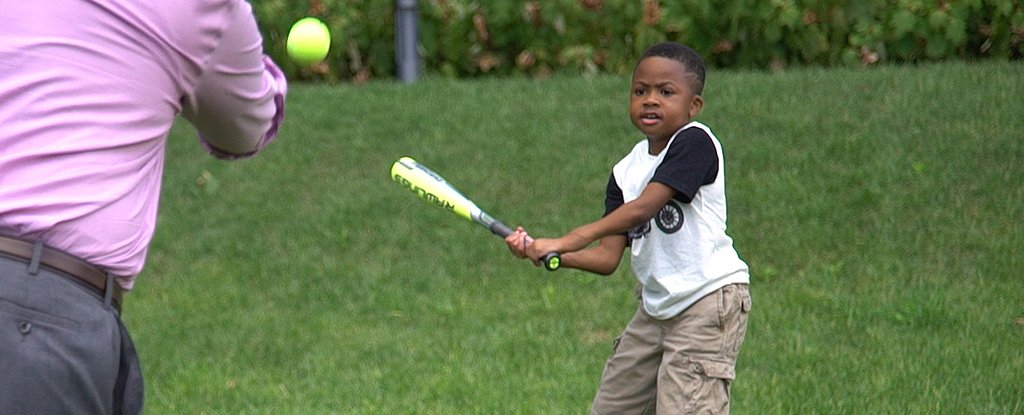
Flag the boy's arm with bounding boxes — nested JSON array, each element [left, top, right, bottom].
[[506, 227, 627, 275], [558, 234, 628, 275], [528, 181, 676, 259]]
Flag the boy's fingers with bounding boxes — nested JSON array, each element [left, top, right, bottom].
[[504, 231, 530, 259], [503, 228, 542, 262]]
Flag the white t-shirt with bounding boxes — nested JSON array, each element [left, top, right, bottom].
[[606, 121, 749, 319]]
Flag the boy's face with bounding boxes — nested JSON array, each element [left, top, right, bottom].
[[629, 56, 704, 144]]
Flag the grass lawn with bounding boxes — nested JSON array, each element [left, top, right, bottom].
[[128, 61, 1023, 414]]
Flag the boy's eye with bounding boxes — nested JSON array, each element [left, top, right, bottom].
[[660, 89, 674, 97], [634, 87, 646, 96]]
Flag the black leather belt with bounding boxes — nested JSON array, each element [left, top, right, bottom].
[[0, 234, 123, 308]]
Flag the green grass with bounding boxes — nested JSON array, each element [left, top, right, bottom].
[[127, 61, 1024, 414]]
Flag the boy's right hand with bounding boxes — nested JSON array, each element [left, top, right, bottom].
[[504, 226, 531, 259]]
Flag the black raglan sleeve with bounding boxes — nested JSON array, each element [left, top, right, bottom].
[[604, 172, 624, 217], [603, 171, 632, 242], [650, 127, 719, 203]]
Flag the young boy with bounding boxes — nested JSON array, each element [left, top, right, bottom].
[[506, 42, 751, 414]]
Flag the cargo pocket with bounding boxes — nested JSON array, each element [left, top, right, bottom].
[[695, 359, 735, 381], [684, 359, 735, 413]]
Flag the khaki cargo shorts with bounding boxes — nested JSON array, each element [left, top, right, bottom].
[[590, 283, 751, 415]]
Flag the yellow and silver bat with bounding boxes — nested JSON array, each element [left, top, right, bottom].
[[390, 156, 560, 271]]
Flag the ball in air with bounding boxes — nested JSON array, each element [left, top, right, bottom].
[[286, 17, 331, 66]]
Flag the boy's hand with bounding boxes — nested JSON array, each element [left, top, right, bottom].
[[504, 226, 531, 259], [526, 238, 560, 265]]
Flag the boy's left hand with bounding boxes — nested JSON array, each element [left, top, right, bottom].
[[504, 227, 531, 259]]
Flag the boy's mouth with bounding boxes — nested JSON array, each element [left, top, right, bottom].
[[639, 113, 661, 126]]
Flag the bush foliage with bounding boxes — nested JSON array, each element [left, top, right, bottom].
[[254, 0, 1024, 81]]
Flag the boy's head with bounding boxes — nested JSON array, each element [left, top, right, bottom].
[[630, 42, 706, 143], [638, 42, 706, 94]]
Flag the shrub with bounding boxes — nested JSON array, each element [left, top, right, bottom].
[[253, 0, 1023, 81]]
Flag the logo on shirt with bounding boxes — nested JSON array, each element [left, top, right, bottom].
[[628, 221, 651, 240], [628, 200, 684, 241], [655, 200, 684, 234]]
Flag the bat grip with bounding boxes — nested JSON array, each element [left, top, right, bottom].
[[489, 221, 515, 238]]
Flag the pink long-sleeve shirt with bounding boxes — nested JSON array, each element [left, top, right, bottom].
[[0, 0, 287, 289]]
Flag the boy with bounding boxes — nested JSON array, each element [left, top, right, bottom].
[[506, 42, 751, 414]]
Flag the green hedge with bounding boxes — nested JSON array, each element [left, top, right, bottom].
[[254, 0, 1024, 81]]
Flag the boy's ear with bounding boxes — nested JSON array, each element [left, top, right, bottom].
[[689, 94, 704, 118]]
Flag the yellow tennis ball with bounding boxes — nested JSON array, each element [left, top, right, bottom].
[[286, 17, 331, 66]]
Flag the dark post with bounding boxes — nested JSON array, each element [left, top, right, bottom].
[[395, 0, 419, 83]]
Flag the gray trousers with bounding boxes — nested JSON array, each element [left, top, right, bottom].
[[0, 254, 143, 414]]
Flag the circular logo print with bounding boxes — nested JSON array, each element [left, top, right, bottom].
[[655, 201, 684, 234]]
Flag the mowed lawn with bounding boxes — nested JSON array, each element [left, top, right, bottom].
[[127, 61, 1023, 414]]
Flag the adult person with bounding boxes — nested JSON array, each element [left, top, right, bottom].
[[0, 1, 288, 413]]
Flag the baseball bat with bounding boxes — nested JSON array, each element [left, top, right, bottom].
[[390, 156, 560, 271]]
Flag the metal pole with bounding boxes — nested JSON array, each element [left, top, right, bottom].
[[395, 0, 419, 83]]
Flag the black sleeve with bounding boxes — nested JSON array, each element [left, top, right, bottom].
[[604, 172, 631, 243], [604, 172, 624, 217], [651, 127, 719, 203]]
